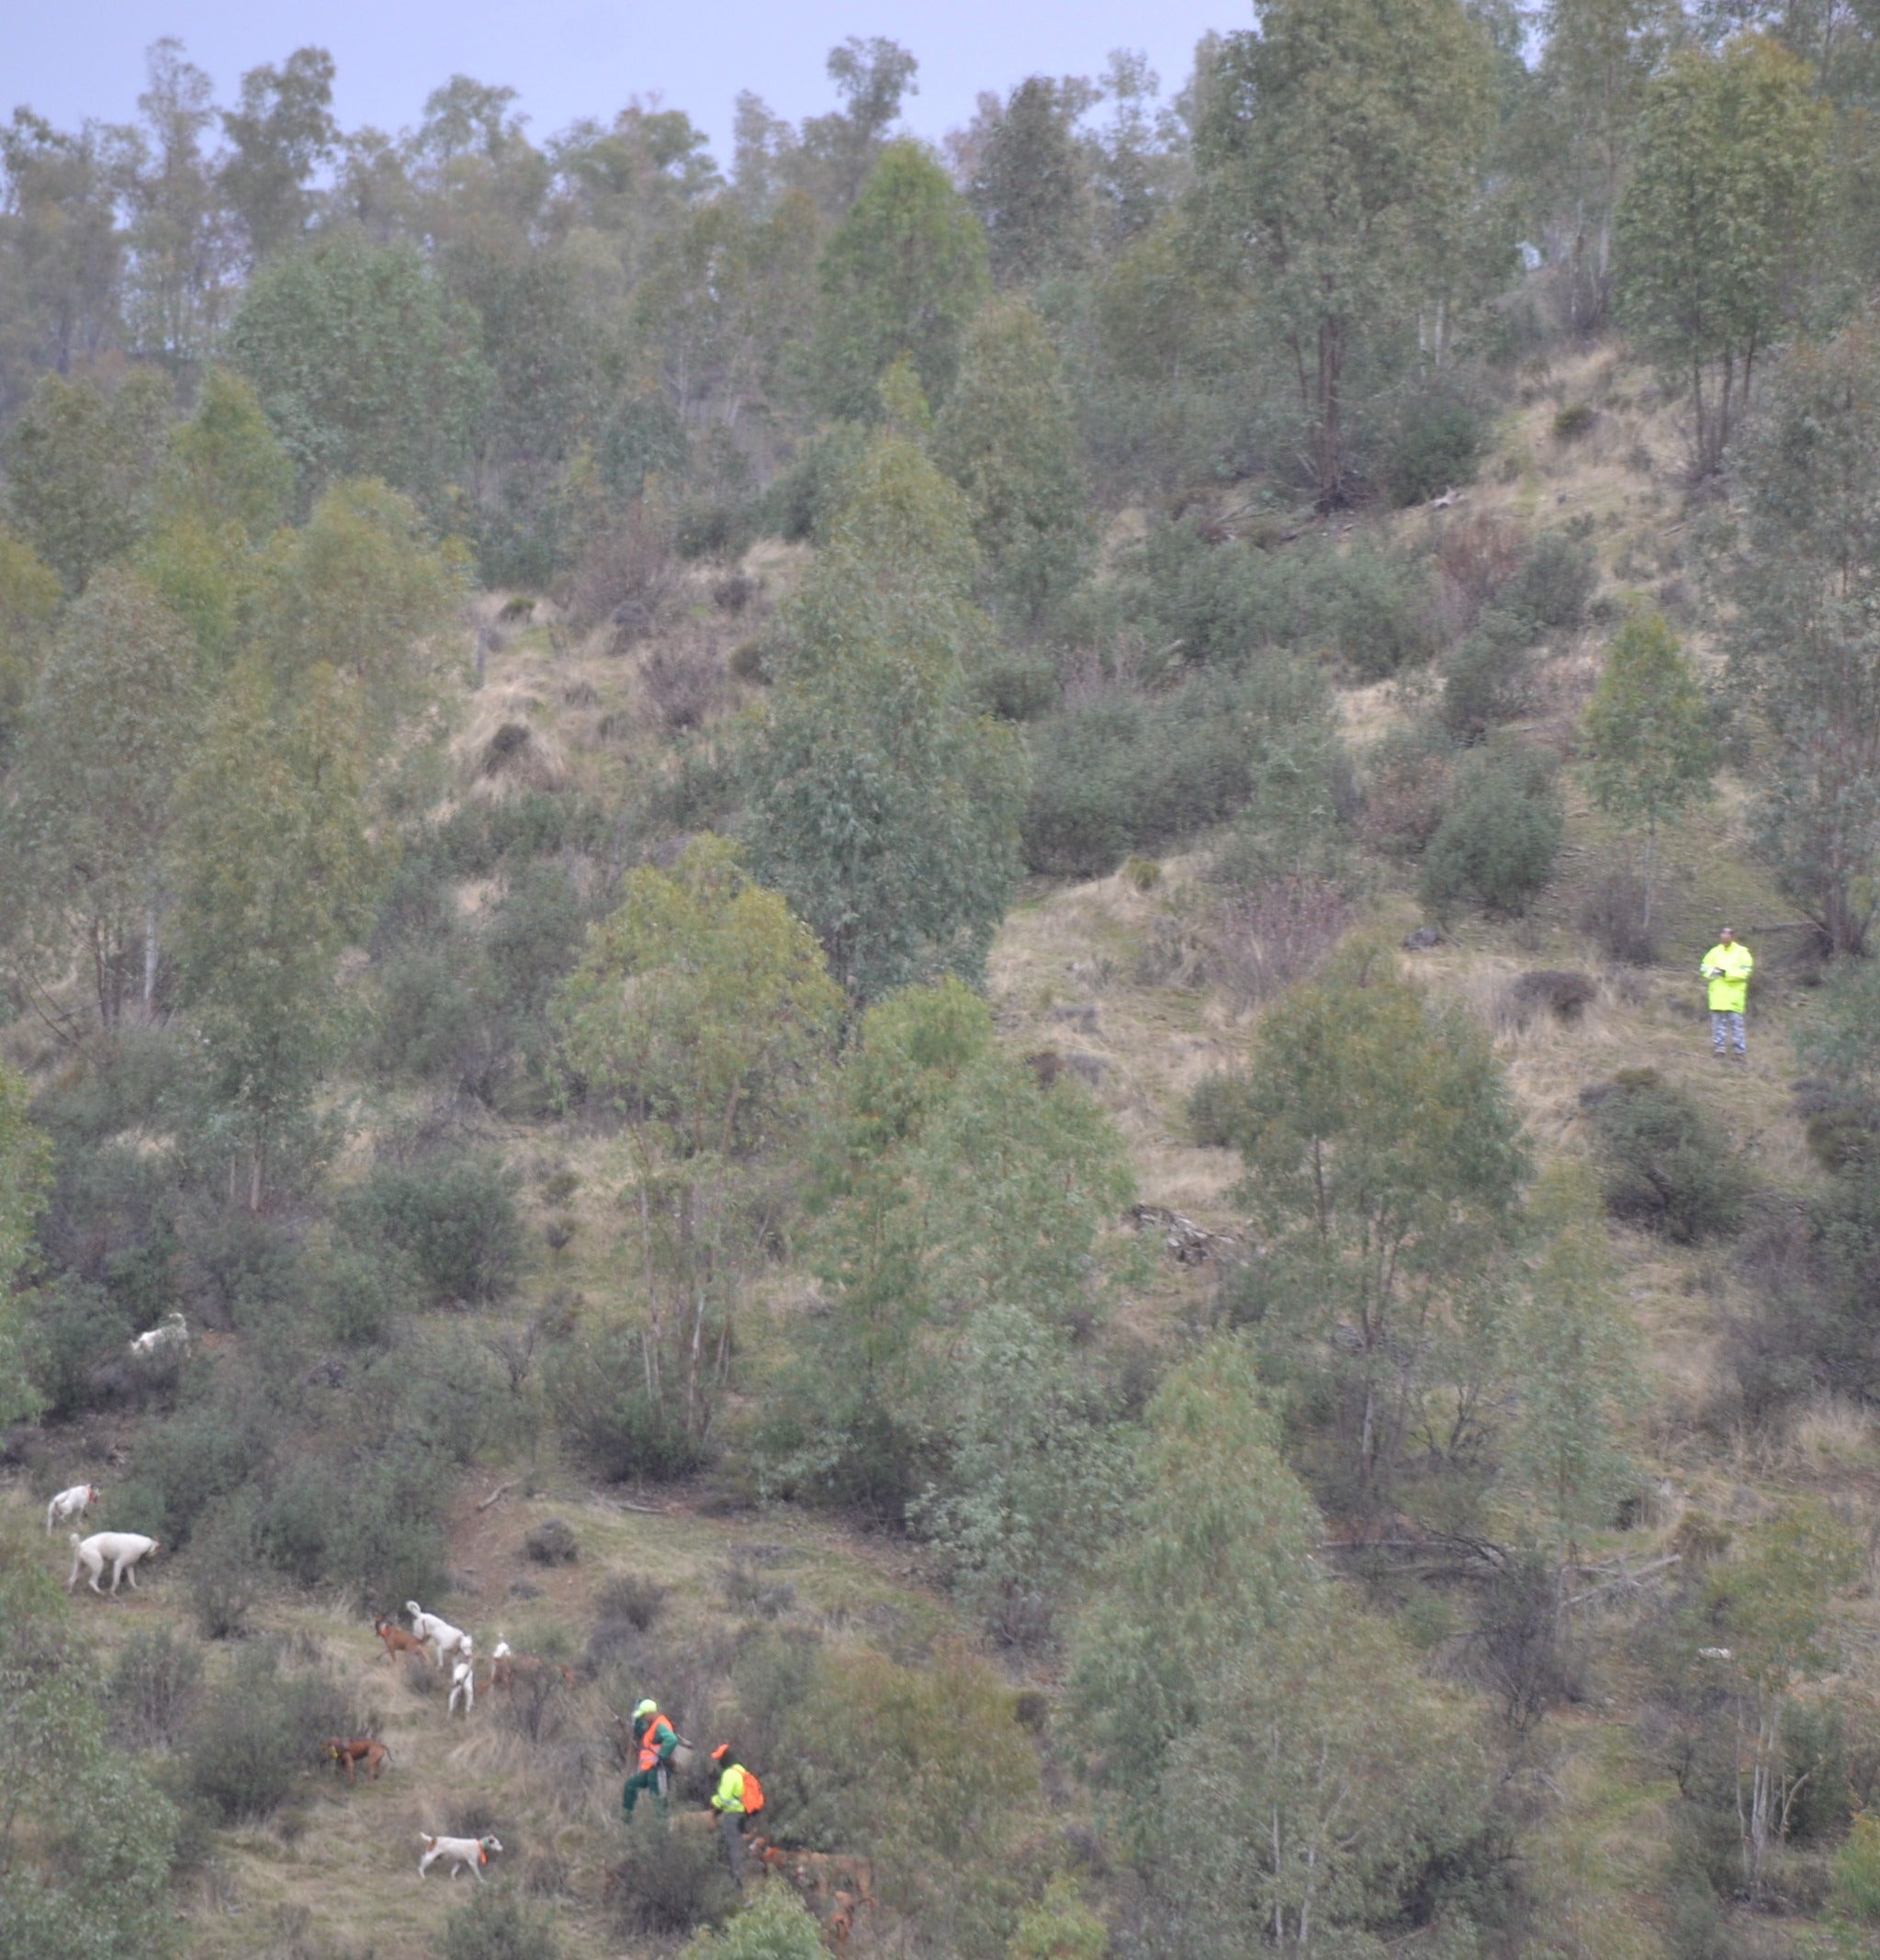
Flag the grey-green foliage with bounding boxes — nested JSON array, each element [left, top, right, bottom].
[[1068, 1341, 1498, 1952], [1222, 951, 1526, 1504], [771, 980, 1135, 1529], [1022, 661, 1341, 878], [747, 434, 1026, 1002], [445, 1882, 566, 1960], [965, 76, 1094, 287], [0, 367, 173, 591], [910, 1302, 1138, 1649], [681, 1887, 827, 1960], [809, 141, 990, 420], [933, 298, 1093, 620], [1721, 315, 1880, 956], [1422, 744, 1562, 916], [0, 1537, 179, 1960], [2, 564, 199, 1028], [227, 230, 492, 513]]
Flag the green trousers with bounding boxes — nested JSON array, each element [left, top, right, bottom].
[[622, 1766, 668, 1816]]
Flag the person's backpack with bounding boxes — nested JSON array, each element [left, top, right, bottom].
[[741, 1767, 765, 1816]]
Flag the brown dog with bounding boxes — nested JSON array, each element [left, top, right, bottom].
[[373, 1616, 429, 1663], [327, 1736, 392, 1784]]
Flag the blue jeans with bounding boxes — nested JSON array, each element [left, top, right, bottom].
[[1711, 1009, 1745, 1054]]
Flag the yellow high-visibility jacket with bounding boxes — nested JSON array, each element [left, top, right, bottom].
[[1701, 941, 1753, 1013], [711, 1763, 749, 1814]]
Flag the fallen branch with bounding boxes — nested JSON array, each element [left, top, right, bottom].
[[476, 1479, 519, 1512]]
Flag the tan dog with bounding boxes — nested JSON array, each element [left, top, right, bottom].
[[489, 1638, 576, 1691], [373, 1616, 429, 1662], [327, 1736, 392, 1783]]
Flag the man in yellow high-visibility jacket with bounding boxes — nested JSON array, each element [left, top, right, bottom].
[[708, 1742, 755, 1883], [1700, 927, 1754, 1060]]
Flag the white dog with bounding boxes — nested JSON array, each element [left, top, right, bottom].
[[406, 1601, 472, 1669], [418, 1831, 501, 1879], [447, 1657, 475, 1716], [129, 1312, 188, 1358], [68, 1530, 160, 1594], [45, 1482, 100, 1533]]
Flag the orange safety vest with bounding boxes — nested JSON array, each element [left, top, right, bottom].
[[637, 1714, 676, 1773]]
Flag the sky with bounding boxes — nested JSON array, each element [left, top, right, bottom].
[[5, 1, 1238, 158]]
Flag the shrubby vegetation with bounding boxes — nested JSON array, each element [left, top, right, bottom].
[[6, 4, 1880, 1952]]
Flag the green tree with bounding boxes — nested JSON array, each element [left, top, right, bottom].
[[809, 141, 990, 419], [2, 566, 198, 1028], [1503, 1166, 1640, 1547], [0, 110, 126, 421], [1196, 0, 1500, 503], [553, 837, 843, 1439], [250, 478, 466, 733], [1707, 1504, 1860, 1889], [934, 299, 1093, 621], [227, 230, 492, 513], [794, 37, 922, 216], [774, 980, 1133, 1526], [163, 367, 296, 539], [1616, 34, 1829, 476], [748, 434, 1026, 1002], [1583, 609, 1716, 937], [218, 47, 339, 264], [0, 1532, 178, 1960], [966, 77, 1095, 287], [1722, 313, 1880, 954], [0, 367, 173, 591], [1227, 948, 1527, 1504], [0, 529, 61, 758], [1529, 0, 1684, 332], [118, 39, 234, 375], [0, 1068, 51, 1431], [172, 663, 381, 1209]]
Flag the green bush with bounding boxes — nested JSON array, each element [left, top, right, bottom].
[[112, 1388, 272, 1548], [1023, 664, 1336, 877], [1383, 386, 1490, 507], [180, 1649, 348, 1822], [681, 1887, 826, 1960], [1186, 1069, 1257, 1149], [760, 422, 871, 544], [186, 1492, 266, 1639], [1440, 607, 1537, 740], [607, 1808, 737, 1936], [1586, 1071, 1751, 1243], [339, 1152, 523, 1307], [545, 1327, 712, 1483], [1312, 542, 1436, 678], [108, 1627, 204, 1749], [310, 1243, 413, 1347], [445, 1882, 565, 1960], [1421, 747, 1561, 917], [24, 1276, 133, 1417], [1832, 1811, 1880, 1925], [1505, 529, 1597, 635]]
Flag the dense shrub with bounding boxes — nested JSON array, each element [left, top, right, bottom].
[[180, 1648, 348, 1822], [1359, 722, 1456, 858], [186, 1492, 266, 1639], [1584, 1071, 1751, 1244], [1504, 529, 1597, 636], [607, 1809, 737, 1935], [24, 1276, 134, 1417], [760, 422, 870, 544], [1421, 747, 1561, 917], [112, 1387, 272, 1548], [1383, 386, 1490, 507], [108, 1627, 204, 1749], [681, 1888, 827, 1959], [1023, 664, 1335, 878], [1187, 1069, 1258, 1150], [545, 1326, 713, 1483], [338, 1152, 523, 1307], [445, 1884, 565, 1960], [1314, 541, 1438, 678], [1440, 606, 1537, 740]]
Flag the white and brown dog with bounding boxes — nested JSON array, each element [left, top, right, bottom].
[[45, 1482, 100, 1534], [418, 1831, 501, 1879]]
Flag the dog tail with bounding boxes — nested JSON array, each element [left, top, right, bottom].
[[69, 1531, 81, 1549]]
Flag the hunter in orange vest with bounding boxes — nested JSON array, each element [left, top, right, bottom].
[[622, 1697, 678, 1816]]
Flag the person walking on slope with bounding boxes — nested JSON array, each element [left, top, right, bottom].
[[1701, 926, 1754, 1060], [707, 1741, 763, 1883], [622, 1698, 678, 1816]]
